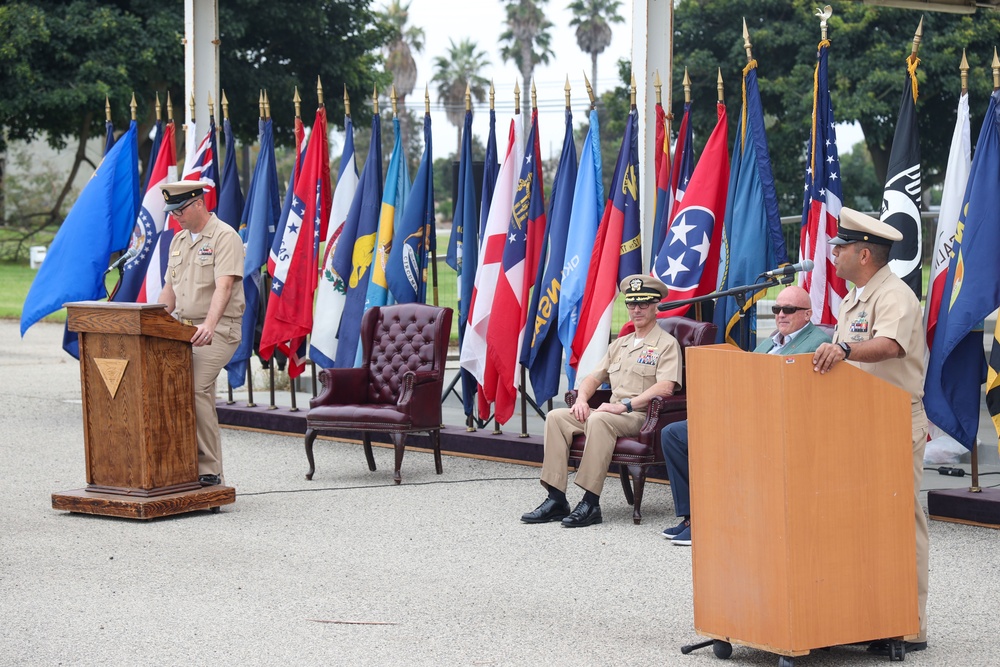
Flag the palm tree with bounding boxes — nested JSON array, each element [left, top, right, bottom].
[[499, 0, 554, 92], [431, 38, 490, 150], [568, 0, 624, 92], [380, 0, 424, 154]]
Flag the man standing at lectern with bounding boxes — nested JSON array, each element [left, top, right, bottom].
[[812, 207, 928, 655], [159, 181, 245, 487], [521, 274, 683, 528], [659, 285, 830, 546]]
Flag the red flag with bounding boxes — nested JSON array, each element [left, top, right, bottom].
[[653, 103, 729, 318], [259, 107, 332, 377], [651, 102, 672, 254]]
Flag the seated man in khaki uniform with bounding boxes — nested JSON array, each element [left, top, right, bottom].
[[159, 181, 245, 486], [521, 275, 682, 528]]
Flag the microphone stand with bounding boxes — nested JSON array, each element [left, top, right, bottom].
[[658, 274, 795, 350]]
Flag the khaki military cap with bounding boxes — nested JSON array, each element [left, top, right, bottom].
[[829, 207, 904, 246], [161, 180, 208, 211], [619, 274, 668, 303]]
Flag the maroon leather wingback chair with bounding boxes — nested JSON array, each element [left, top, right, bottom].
[[304, 304, 453, 484], [565, 316, 717, 524]]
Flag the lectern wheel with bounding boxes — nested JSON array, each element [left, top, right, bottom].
[[777, 657, 794, 667], [712, 641, 732, 659], [211, 506, 221, 514], [889, 640, 905, 661]]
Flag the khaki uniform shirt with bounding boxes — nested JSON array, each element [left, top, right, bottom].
[[166, 214, 245, 321], [588, 325, 683, 408], [833, 264, 925, 408]]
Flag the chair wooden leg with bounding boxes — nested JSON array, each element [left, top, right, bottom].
[[392, 433, 406, 484], [363, 434, 376, 471], [432, 430, 443, 475], [619, 465, 635, 505], [629, 465, 647, 525], [304, 428, 318, 480]]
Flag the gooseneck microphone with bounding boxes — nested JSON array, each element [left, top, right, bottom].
[[105, 246, 139, 274], [760, 259, 814, 278]]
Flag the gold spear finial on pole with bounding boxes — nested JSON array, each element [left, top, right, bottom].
[[683, 67, 692, 104], [166, 92, 174, 122], [105, 96, 112, 123], [258, 90, 265, 119], [425, 84, 430, 115], [373, 84, 379, 115], [910, 16, 923, 60], [155, 92, 162, 121], [293, 86, 301, 118], [816, 5, 833, 41], [531, 78, 537, 111], [654, 70, 662, 106], [465, 82, 472, 112], [514, 80, 521, 115], [960, 49, 969, 94], [993, 47, 1000, 90], [717, 68, 725, 104], [489, 80, 495, 111], [564, 75, 572, 110], [189, 93, 196, 123], [391, 84, 398, 116], [130, 93, 137, 121], [317, 76, 323, 106], [221, 90, 229, 121], [264, 90, 271, 120], [584, 70, 596, 109], [344, 84, 351, 117], [629, 71, 637, 108], [207, 92, 215, 119], [743, 18, 754, 62]]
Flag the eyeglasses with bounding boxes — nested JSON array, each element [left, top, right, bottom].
[[168, 200, 198, 217], [771, 305, 809, 315], [625, 302, 653, 310]]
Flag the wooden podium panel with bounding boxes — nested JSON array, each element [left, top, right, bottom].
[[53, 302, 234, 518], [687, 345, 917, 655]]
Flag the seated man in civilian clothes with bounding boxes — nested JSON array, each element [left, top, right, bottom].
[[660, 285, 830, 545], [521, 275, 683, 528]]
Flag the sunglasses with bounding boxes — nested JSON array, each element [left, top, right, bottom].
[[169, 200, 198, 217], [771, 305, 809, 315]]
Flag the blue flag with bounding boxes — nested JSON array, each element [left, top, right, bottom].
[[332, 113, 384, 368], [141, 119, 163, 194], [924, 90, 1000, 448], [217, 118, 245, 231], [557, 108, 603, 388], [714, 61, 789, 350], [225, 118, 280, 388], [450, 110, 480, 416], [522, 108, 577, 404], [104, 119, 115, 156], [365, 116, 410, 312], [388, 113, 434, 304], [480, 109, 500, 239], [22, 121, 140, 348]]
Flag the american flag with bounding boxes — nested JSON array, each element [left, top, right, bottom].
[[799, 39, 847, 325]]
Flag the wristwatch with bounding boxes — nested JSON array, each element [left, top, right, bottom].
[[839, 342, 852, 359], [622, 398, 633, 413]]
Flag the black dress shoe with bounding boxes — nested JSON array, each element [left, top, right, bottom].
[[561, 499, 603, 527], [521, 498, 572, 523], [867, 639, 927, 656], [199, 474, 221, 487]]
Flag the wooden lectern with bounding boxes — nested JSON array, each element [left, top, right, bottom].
[[686, 345, 918, 663], [52, 302, 235, 519]]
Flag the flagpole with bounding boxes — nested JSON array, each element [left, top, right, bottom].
[[130, 93, 136, 122], [519, 81, 539, 439], [311, 76, 324, 401], [106, 96, 112, 124], [427, 85, 440, 308]]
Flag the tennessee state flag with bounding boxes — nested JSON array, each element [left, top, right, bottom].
[[570, 106, 642, 380], [653, 102, 729, 318], [484, 108, 546, 425], [259, 106, 332, 377]]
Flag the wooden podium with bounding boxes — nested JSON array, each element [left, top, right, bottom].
[[686, 345, 918, 663], [52, 302, 235, 519]]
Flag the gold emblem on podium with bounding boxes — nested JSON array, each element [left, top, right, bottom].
[[93, 358, 128, 399]]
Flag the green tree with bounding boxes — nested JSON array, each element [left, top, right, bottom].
[[431, 38, 491, 151], [499, 0, 554, 91], [568, 0, 624, 93], [671, 0, 1000, 216]]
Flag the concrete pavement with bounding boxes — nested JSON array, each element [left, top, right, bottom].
[[2, 319, 999, 666]]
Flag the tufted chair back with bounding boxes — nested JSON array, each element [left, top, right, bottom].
[[654, 317, 718, 391], [361, 303, 447, 405]]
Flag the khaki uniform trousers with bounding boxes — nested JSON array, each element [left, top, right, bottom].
[[189, 317, 240, 477], [540, 407, 646, 496], [911, 406, 929, 643]]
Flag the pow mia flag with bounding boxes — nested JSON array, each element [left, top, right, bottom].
[[881, 55, 923, 298]]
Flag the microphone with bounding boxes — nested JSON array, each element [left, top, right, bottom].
[[761, 259, 814, 278], [105, 246, 139, 274]]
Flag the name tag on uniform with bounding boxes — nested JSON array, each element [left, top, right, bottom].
[[171, 250, 181, 256], [637, 347, 659, 365], [849, 310, 869, 333], [198, 244, 214, 257]]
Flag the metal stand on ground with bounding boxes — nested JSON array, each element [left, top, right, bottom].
[[289, 375, 298, 412], [246, 365, 256, 407], [268, 364, 277, 409]]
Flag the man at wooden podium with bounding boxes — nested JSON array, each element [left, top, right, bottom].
[[659, 285, 830, 546], [812, 207, 928, 655], [159, 180, 245, 487]]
